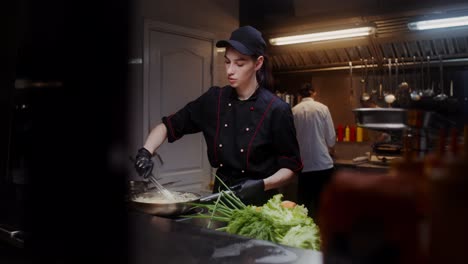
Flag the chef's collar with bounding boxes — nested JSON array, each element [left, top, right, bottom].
[[230, 86, 260, 102]]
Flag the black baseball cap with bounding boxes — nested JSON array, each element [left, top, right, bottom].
[[216, 26, 266, 56]]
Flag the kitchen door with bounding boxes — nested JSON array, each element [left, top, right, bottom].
[[143, 21, 214, 193]]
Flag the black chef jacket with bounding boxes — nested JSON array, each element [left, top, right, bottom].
[[162, 85, 303, 198]]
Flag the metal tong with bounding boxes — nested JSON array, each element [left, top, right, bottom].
[[129, 153, 174, 199], [199, 184, 242, 202]]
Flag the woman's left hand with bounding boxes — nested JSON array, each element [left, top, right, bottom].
[[236, 179, 265, 201]]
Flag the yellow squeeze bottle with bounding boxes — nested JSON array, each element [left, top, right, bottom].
[[356, 127, 363, 142], [344, 126, 350, 142]]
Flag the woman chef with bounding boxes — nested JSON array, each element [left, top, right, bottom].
[[134, 26, 303, 206]]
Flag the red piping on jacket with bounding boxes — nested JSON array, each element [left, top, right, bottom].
[[166, 114, 180, 140], [213, 87, 223, 162], [246, 97, 276, 170]]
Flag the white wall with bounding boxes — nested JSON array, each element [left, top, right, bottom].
[[126, 0, 239, 176]]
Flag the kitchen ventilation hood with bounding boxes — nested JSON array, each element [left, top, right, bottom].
[[266, 7, 468, 73]]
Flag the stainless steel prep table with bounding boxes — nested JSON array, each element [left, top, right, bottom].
[[334, 158, 390, 174], [127, 211, 323, 264]]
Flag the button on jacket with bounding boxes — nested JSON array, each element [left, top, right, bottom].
[[162, 86, 303, 182], [292, 97, 336, 172]]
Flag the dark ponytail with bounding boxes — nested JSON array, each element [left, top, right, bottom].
[[254, 54, 274, 91]]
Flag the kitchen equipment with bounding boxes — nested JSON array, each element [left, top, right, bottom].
[[442, 79, 460, 114], [146, 173, 175, 200], [128, 154, 176, 200], [399, 57, 409, 90], [410, 56, 421, 101], [394, 58, 399, 92], [128, 180, 180, 198], [372, 142, 403, 156], [422, 56, 434, 97], [369, 154, 402, 164], [353, 107, 406, 165], [128, 153, 245, 217], [397, 57, 410, 107], [353, 108, 454, 131], [128, 191, 202, 217], [353, 108, 407, 130], [449, 80, 454, 98], [371, 57, 377, 96], [378, 58, 386, 101], [353, 107, 455, 158], [128, 185, 241, 217], [129, 190, 231, 217], [384, 58, 396, 105], [361, 59, 370, 101], [433, 56, 448, 101]]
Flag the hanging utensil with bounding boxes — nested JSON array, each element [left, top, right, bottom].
[[384, 58, 396, 106], [434, 56, 448, 101], [361, 58, 370, 101], [423, 56, 434, 97], [420, 56, 425, 94], [427, 55, 432, 94], [369, 57, 378, 103], [446, 79, 458, 112], [449, 80, 454, 97], [349, 61, 354, 106], [398, 57, 410, 107], [382, 58, 388, 97], [395, 58, 399, 90], [379, 83, 383, 100], [394, 58, 400, 101], [410, 56, 421, 101], [378, 57, 385, 101], [399, 57, 409, 90], [371, 57, 377, 95]]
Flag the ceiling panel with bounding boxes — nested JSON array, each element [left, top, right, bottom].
[[263, 2, 468, 73]]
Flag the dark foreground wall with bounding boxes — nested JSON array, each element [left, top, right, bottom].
[[1, 1, 130, 263]]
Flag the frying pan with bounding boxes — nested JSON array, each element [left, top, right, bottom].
[[128, 186, 240, 217], [128, 154, 242, 217], [128, 191, 202, 216]]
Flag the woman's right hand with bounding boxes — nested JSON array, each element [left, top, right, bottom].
[[134, 148, 154, 178]]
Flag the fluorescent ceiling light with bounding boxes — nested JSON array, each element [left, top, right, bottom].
[[269, 26, 375, 46], [216, 47, 226, 53], [408, 15, 468, 30]]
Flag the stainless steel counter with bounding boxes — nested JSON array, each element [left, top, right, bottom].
[[128, 211, 323, 264], [334, 159, 390, 173]]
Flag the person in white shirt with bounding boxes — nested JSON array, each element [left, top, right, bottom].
[[292, 83, 336, 218]]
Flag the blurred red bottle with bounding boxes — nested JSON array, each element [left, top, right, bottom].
[[350, 126, 356, 142], [337, 124, 344, 142]]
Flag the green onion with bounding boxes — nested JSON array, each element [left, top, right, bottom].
[[182, 177, 321, 250]]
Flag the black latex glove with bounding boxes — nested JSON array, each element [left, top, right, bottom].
[[134, 147, 154, 178], [236, 179, 265, 202]]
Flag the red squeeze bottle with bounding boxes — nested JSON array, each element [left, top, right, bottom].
[[350, 126, 356, 142], [337, 124, 344, 142]]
